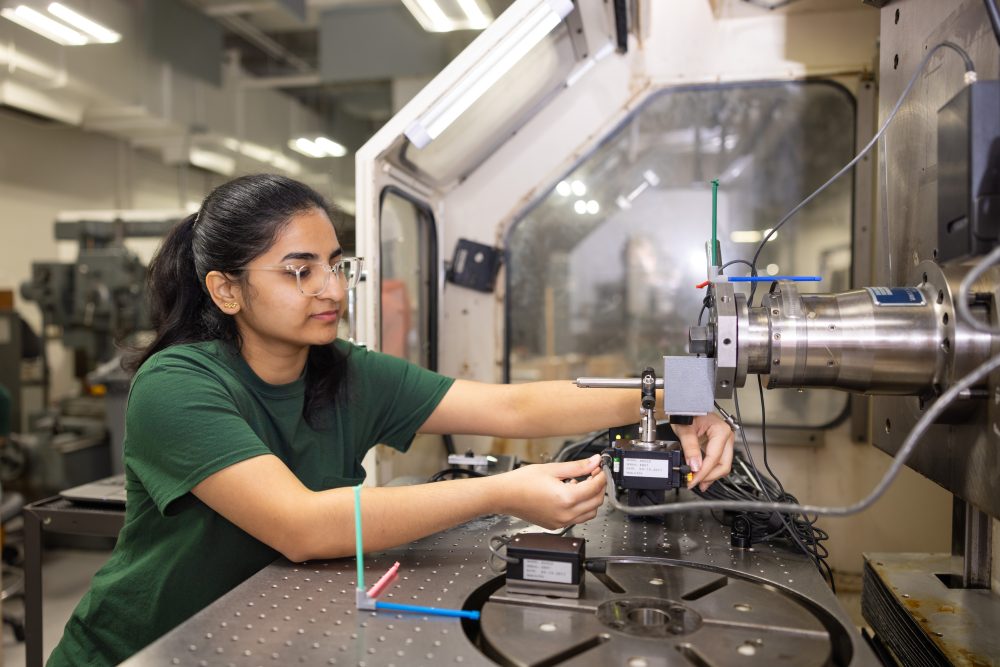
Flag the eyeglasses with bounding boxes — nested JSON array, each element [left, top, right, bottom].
[[246, 257, 364, 296]]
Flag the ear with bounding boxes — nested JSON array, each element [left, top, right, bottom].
[[205, 270, 242, 314]]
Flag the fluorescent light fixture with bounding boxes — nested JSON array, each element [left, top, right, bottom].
[[730, 229, 777, 244], [290, 138, 326, 158], [240, 141, 275, 163], [1, 5, 86, 45], [289, 136, 348, 159], [585, 200, 600, 215], [643, 170, 660, 187], [556, 181, 571, 196], [189, 148, 235, 176], [222, 138, 241, 151], [573, 200, 587, 215], [405, 0, 573, 148], [570, 179, 586, 196], [270, 153, 302, 176], [766, 263, 780, 275], [314, 136, 347, 158], [565, 41, 614, 88], [401, 0, 493, 32], [456, 0, 490, 28], [47, 3, 120, 43], [730, 230, 762, 244], [616, 195, 631, 210]]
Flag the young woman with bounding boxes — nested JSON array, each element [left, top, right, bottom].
[[48, 174, 734, 665]]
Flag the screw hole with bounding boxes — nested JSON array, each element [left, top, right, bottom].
[[723, 338, 732, 345], [894, 8, 900, 23], [943, 312, 949, 325], [941, 337, 951, 352], [885, 419, 892, 434], [933, 248, 939, 259]]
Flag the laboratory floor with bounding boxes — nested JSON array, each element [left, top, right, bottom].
[[3, 548, 112, 667]]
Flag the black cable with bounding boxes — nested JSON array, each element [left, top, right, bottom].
[[985, 0, 1000, 46], [719, 258, 758, 275], [427, 467, 487, 482], [555, 430, 608, 461], [731, 387, 835, 590]]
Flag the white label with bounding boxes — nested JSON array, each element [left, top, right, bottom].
[[522, 558, 573, 584], [623, 458, 671, 478]]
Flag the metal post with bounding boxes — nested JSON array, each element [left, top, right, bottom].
[[962, 502, 992, 589], [24, 508, 43, 667]]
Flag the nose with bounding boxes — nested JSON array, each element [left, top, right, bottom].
[[317, 270, 347, 301]]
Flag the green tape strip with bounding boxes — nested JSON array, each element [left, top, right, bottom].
[[711, 179, 719, 266], [354, 484, 364, 591]]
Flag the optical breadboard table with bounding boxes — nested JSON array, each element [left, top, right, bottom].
[[125, 506, 879, 666]]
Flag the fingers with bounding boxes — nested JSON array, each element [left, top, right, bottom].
[[555, 470, 606, 526], [673, 423, 703, 478], [695, 422, 736, 491], [552, 454, 602, 480]]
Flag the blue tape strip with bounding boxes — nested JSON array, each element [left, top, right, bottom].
[[728, 276, 822, 283], [375, 601, 481, 620]]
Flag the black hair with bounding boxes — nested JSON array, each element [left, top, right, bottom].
[[126, 173, 349, 427]]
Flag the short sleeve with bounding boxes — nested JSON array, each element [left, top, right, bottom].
[[349, 347, 454, 453], [125, 359, 271, 515]]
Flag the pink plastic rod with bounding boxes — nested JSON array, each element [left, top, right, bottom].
[[366, 561, 401, 599]]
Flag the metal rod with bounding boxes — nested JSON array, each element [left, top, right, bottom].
[[575, 378, 664, 389]]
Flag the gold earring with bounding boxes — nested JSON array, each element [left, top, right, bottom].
[[223, 302, 239, 310]]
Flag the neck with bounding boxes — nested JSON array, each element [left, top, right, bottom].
[[239, 337, 309, 385]]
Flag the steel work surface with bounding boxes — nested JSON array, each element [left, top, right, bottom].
[[125, 506, 878, 666]]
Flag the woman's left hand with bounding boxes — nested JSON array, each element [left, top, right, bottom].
[[672, 413, 735, 491]]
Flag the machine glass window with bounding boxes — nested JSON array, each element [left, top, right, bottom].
[[506, 81, 855, 428], [379, 190, 436, 369]]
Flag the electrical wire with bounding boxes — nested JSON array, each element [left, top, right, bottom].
[[985, 0, 1000, 45], [601, 349, 1000, 517], [719, 259, 758, 276], [555, 430, 608, 462], [747, 40, 976, 304], [957, 243, 1000, 335], [730, 385, 835, 590], [487, 525, 575, 573], [428, 467, 486, 482]]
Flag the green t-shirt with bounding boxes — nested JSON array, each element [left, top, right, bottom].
[[47, 340, 454, 667]]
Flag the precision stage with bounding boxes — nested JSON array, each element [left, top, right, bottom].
[[125, 505, 877, 666]]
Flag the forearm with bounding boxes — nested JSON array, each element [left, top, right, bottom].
[[501, 381, 642, 438], [294, 475, 505, 561]]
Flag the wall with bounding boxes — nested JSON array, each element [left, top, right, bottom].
[[0, 107, 222, 403]]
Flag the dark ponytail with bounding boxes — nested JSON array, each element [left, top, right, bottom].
[[126, 174, 349, 428]]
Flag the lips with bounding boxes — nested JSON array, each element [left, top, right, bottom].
[[311, 310, 340, 322]]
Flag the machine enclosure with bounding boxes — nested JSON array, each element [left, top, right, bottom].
[[938, 80, 1000, 261]]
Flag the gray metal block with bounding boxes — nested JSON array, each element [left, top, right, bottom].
[[663, 356, 715, 416]]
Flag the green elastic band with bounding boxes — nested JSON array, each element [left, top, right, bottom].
[[354, 484, 364, 590], [711, 179, 720, 266]]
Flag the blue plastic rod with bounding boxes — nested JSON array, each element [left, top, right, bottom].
[[375, 601, 481, 620], [728, 276, 822, 283]]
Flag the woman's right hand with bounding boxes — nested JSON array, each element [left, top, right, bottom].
[[493, 454, 607, 530]]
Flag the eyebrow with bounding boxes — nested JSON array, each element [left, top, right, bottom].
[[279, 248, 344, 263]]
